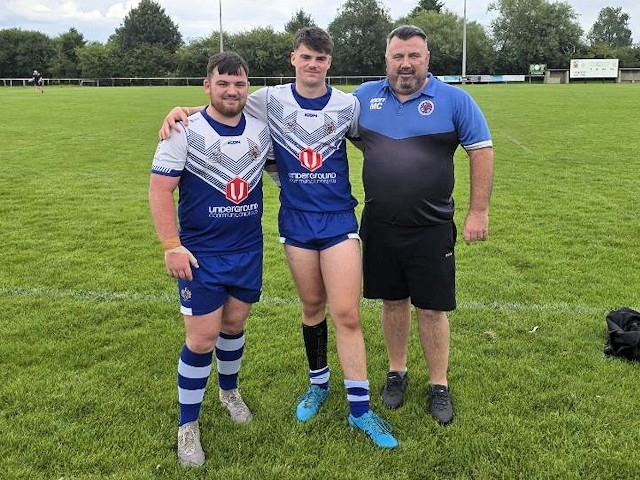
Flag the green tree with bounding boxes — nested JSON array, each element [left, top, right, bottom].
[[403, 10, 493, 75], [588, 7, 632, 48], [110, 0, 182, 52], [584, 43, 640, 68], [77, 42, 123, 78], [328, 0, 393, 76], [176, 35, 222, 77], [49, 28, 86, 78], [123, 43, 178, 77], [285, 9, 316, 34], [489, 0, 584, 73], [227, 28, 292, 77], [410, 0, 445, 17], [107, 0, 182, 76], [0, 28, 55, 77]]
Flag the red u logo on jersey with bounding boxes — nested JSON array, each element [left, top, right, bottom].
[[226, 177, 249, 204], [299, 148, 323, 172]]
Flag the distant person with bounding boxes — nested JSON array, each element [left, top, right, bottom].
[[149, 51, 272, 467], [352, 25, 495, 426], [31, 70, 43, 93], [159, 27, 398, 449]]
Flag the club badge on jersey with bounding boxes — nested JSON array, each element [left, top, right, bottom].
[[299, 148, 323, 172], [226, 177, 249, 204]]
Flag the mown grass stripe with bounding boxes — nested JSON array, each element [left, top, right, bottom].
[[0, 286, 606, 314]]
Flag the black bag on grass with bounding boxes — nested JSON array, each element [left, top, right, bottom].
[[604, 307, 640, 361]]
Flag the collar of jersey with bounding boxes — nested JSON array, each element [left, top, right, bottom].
[[200, 108, 247, 136], [291, 83, 333, 110]]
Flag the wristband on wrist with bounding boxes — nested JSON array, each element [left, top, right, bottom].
[[162, 236, 181, 250]]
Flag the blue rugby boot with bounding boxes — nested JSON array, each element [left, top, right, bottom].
[[348, 410, 398, 449], [296, 385, 330, 421]]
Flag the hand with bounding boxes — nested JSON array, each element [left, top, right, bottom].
[[164, 245, 199, 280], [159, 107, 190, 140], [462, 210, 489, 245]]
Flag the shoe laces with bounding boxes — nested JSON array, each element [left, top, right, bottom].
[[386, 373, 404, 389], [431, 387, 450, 408], [178, 425, 197, 455], [223, 390, 243, 406], [300, 387, 326, 407], [360, 412, 393, 435]]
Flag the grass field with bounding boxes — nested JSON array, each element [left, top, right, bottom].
[[1, 82, 640, 480]]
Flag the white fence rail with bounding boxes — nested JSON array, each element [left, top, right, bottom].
[[3, 70, 639, 87]]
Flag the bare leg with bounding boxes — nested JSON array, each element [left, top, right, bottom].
[[381, 299, 411, 372], [416, 309, 450, 386], [285, 244, 327, 326], [220, 296, 252, 335], [184, 309, 222, 353], [320, 239, 366, 380]]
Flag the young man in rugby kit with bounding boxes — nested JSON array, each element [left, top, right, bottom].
[[160, 27, 397, 449], [149, 51, 273, 467]]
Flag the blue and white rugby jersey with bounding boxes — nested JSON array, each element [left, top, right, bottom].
[[245, 84, 360, 213], [151, 109, 272, 254], [353, 74, 493, 226]]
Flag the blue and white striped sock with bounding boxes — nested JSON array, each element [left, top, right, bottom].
[[216, 331, 245, 391], [309, 366, 330, 390], [345, 379, 370, 418], [177, 345, 212, 426]]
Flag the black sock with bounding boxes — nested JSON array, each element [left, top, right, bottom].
[[302, 319, 328, 371]]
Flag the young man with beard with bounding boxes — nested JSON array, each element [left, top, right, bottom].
[[149, 51, 273, 467]]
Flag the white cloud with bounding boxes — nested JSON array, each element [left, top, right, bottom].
[[105, 1, 140, 20], [58, 2, 103, 21]]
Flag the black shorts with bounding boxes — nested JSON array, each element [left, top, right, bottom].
[[360, 214, 456, 311]]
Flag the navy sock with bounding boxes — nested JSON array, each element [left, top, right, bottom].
[[216, 331, 245, 391], [345, 379, 370, 418], [177, 345, 213, 426]]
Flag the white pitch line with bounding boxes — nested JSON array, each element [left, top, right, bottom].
[[0, 286, 606, 315], [503, 133, 534, 154]]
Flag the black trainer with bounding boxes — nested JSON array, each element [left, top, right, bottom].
[[429, 384, 454, 425], [381, 371, 408, 409]]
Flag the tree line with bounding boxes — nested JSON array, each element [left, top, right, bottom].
[[1, 0, 638, 80]]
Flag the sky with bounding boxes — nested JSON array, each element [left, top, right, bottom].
[[1, 0, 639, 45]]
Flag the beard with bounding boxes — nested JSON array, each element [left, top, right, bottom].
[[210, 95, 245, 118], [388, 69, 426, 96]]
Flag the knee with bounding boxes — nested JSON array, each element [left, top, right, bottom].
[[301, 297, 326, 319], [331, 307, 361, 331], [418, 309, 448, 324], [186, 333, 217, 354], [221, 316, 247, 336]]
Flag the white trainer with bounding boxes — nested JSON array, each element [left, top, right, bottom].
[[177, 420, 205, 467], [219, 388, 253, 424]]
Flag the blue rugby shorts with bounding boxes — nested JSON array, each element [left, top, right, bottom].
[[278, 207, 359, 251], [177, 248, 263, 316]]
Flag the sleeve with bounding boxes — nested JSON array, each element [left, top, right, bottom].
[[150, 123, 188, 176], [245, 87, 269, 123], [455, 91, 493, 151], [347, 94, 360, 139]]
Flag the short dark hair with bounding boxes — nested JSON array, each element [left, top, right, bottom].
[[206, 51, 249, 77], [293, 27, 334, 55], [387, 25, 428, 44]]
